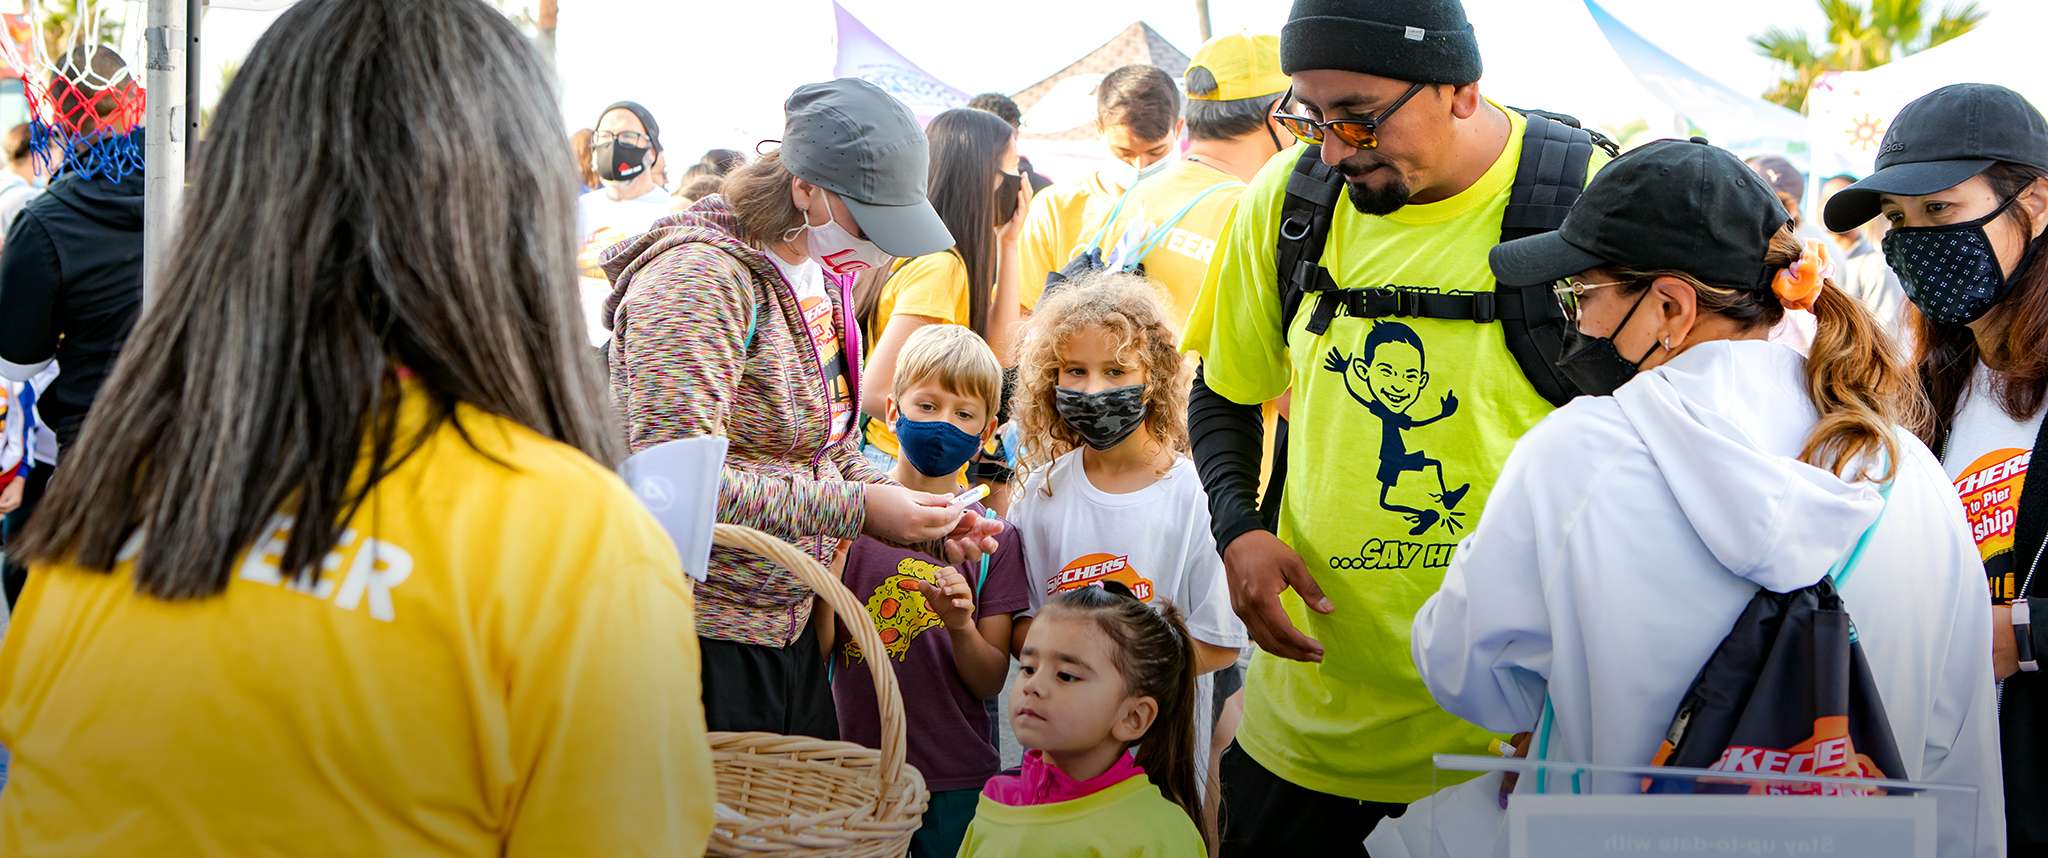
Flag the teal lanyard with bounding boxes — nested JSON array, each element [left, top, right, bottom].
[[1114, 181, 1241, 272], [1078, 175, 1145, 258], [975, 508, 995, 601]]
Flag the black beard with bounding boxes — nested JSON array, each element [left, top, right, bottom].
[[1346, 176, 1412, 216]]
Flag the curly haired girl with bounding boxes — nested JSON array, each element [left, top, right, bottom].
[[1006, 271, 1246, 810]]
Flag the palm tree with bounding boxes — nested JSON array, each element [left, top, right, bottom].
[[29, 0, 125, 66], [1753, 0, 1985, 111]]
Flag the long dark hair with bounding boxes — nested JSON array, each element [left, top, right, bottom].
[[1917, 162, 2048, 447], [859, 107, 1013, 339], [14, 0, 619, 597], [1044, 584, 1209, 848]]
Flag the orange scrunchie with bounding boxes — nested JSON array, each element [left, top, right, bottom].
[[1771, 238, 1834, 312]]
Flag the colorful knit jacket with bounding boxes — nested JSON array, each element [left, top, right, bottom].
[[602, 196, 888, 647]]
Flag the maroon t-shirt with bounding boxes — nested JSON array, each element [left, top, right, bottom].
[[832, 507, 1030, 791]]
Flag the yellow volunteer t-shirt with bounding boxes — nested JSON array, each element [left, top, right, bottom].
[[1182, 106, 1601, 802], [958, 776, 1205, 857], [1018, 161, 1244, 330], [0, 387, 714, 856], [863, 250, 975, 460]]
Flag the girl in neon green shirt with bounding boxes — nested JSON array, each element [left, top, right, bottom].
[[960, 584, 1208, 857]]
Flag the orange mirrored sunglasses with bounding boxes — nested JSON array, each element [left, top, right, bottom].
[[1273, 82, 1427, 150]]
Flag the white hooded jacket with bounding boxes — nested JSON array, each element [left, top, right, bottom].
[[1413, 339, 2003, 857]]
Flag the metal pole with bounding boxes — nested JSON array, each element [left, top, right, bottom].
[[186, 0, 202, 167], [143, 0, 188, 306]]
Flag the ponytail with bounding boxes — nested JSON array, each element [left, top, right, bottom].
[[1043, 585, 1211, 849], [1131, 603, 1205, 847], [1766, 228, 1929, 482], [1612, 224, 1928, 483]]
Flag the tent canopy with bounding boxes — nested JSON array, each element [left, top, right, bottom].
[[1013, 21, 1188, 142]]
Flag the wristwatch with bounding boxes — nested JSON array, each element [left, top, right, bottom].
[[2016, 598, 2039, 673]]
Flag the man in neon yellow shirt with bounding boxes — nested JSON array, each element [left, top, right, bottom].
[[1180, 0, 1608, 852]]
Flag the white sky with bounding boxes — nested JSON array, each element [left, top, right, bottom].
[[188, 0, 2037, 158]]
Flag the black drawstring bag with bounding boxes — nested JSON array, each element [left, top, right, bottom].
[[1646, 485, 1907, 794]]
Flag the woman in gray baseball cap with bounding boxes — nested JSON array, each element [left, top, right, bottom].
[[1825, 81, 2048, 854], [600, 78, 996, 738]]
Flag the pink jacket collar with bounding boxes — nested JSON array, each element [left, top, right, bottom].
[[982, 750, 1146, 807]]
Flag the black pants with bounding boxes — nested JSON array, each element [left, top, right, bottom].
[[1219, 741, 1405, 857], [2, 463, 53, 609], [698, 621, 837, 740]]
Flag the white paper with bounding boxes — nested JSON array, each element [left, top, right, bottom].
[[1364, 772, 1509, 858], [1507, 793, 1936, 858], [618, 436, 727, 582]]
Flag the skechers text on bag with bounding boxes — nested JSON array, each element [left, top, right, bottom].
[[1644, 481, 1908, 794]]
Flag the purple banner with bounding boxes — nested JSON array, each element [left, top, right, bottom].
[[832, 2, 967, 121]]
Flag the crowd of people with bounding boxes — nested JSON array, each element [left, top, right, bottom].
[[0, 0, 2042, 855]]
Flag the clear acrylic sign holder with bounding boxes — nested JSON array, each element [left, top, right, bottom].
[[1365, 754, 1980, 858]]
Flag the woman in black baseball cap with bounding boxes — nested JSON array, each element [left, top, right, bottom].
[[1408, 138, 2000, 855], [1825, 82, 2048, 854]]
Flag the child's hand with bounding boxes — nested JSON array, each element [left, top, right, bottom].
[[916, 567, 978, 632]]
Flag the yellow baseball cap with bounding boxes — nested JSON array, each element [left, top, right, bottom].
[[1186, 33, 1288, 102]]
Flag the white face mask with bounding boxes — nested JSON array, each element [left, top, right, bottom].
[[1107, 153, 1173, 188], [783, 189, 892, 278]]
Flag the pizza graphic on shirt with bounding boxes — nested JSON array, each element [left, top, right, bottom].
[[1046, 553, 1156, 603], [848, 557, 945, 663], [1956, 447, 2030, 601]]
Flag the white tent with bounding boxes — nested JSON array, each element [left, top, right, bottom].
[[555, 1, 838, 165], [1464, 0, 1677, 136], [1006, 21, 1190, 183], [1805, 3, 2048, 183]]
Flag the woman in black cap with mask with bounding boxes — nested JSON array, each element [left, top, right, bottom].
[[1825, 81, 2048, 854], [1407, 137, 2001, 857]]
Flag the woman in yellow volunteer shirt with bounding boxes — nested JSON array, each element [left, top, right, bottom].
[[0, 2, 714, 855], [858, 107, 1032, 467]]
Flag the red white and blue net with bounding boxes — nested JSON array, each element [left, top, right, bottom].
[[1, 2, 146, 182]]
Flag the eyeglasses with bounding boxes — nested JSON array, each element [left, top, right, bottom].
[[1552, 277, 1632, 323], [1273, 83, 1427, 150], [592, 130, 651, 148]]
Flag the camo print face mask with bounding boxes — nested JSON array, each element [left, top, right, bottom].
[[1055, 384, 1150, 451]]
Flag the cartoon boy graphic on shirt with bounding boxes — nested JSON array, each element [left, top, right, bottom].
[[1323, 321, 1470, 535]]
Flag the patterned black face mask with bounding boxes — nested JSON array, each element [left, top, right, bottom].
[[1054, 384, 1149, 451], [1882, 192, 2041, 326]]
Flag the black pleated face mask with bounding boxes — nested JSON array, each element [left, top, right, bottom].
[[1554, 288, 1657, 397]]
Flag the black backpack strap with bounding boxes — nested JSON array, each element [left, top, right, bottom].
[[1275, 146, 1344, 336], [2014, 413, 2048, 598], [1494, 111, 1615, 406]]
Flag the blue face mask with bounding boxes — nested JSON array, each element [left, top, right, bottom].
[[894, 413, 984, 478]]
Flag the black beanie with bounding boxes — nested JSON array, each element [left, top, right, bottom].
[[1281, 0, 1482, 85], [597, 100, 663, 152]]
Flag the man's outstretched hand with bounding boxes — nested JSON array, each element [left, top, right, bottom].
[[1222, 529, 1332, 662]]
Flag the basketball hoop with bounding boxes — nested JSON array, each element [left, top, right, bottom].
[[0, 1, 148, 181]]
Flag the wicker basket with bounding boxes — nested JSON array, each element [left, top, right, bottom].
[[705, 524, 930, 856]]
